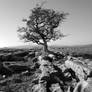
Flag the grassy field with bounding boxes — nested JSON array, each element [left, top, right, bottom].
[[49, 44, 92, 54], [49, 45, 92, 59], [1, 44, 92, 58]]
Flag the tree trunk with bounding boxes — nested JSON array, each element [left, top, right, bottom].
[[43, 41, 48, 55], [43, 44, 48, 52]]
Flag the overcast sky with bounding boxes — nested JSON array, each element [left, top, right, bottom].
[[0, 0, 92, 47]]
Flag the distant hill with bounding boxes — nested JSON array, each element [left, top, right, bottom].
[[49, 44, 92, 54], [0, 43, 92, 48], [0, 44, 92, 54], [0, 45, 41, 49]]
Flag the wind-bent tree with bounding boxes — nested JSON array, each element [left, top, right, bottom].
[[18, 6, 67, 53]]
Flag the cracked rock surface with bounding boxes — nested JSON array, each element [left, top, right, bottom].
[[0, 54, 92, 92]]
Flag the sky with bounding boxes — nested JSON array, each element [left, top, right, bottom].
[[0, 0, 92, 47]]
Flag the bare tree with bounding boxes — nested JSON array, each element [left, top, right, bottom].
[[17, 5, 68, 53]]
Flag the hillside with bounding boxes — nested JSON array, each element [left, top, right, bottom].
[[1, 44, 92, 53], [0, 45, 92, 92], [49, 44, 92, 55]]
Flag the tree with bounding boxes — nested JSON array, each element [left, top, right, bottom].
[[17, 5, 68, 53]]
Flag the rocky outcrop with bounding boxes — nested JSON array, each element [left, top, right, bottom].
[[65, 56, 91, 81], [30, 55, 76, 92], [73, 78, 92, 92], [31, 54, 92, 92], [0, 53, 92, 92]]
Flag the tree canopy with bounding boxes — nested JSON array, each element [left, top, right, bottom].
[[18, 6, 68, 52]]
